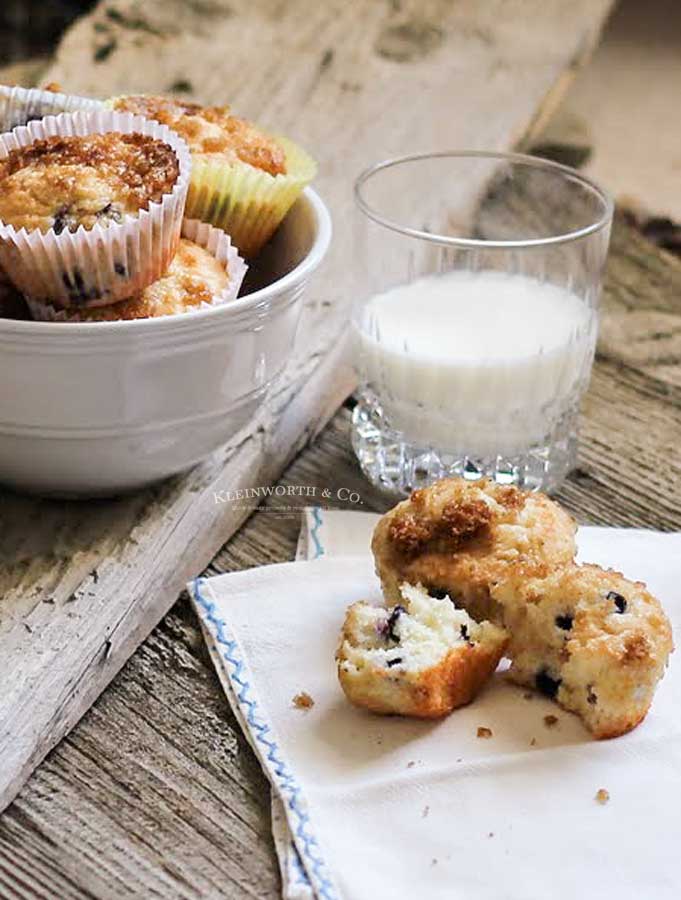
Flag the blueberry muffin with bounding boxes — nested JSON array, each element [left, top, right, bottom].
[[493, 563, 673, 738], [372, 478, 577, 623], [109, 94, 316, 257], [0, 132, 179, 234], [30, 237, 239, 322], [337, 582, 508, 718]]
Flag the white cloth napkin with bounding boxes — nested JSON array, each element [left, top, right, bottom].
[[189, 509, 681, 900]]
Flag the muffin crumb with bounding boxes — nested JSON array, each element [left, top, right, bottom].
[[595, 788, 610, 805], [543, 714, 559, 728], [292, 691, 314, 710], [477, 726, 493, 739], [530, 737, 537, 746]]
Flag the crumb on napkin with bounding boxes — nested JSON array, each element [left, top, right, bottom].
[[477, 726, 493, 739], [292, 691, 314, 710], [595, 788, 610, 805], [543, 714, 559, 728]]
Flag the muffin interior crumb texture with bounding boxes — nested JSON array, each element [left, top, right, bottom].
[[336, 582, 508, 718], [0, 133, 180, 234], [339, 583, 500, 675], [112, 95, 287, 176]]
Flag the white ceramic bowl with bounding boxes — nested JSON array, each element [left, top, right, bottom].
[[0, 188, 331, 496]]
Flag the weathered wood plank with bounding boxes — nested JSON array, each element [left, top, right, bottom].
[[0, 0, 615, 824]]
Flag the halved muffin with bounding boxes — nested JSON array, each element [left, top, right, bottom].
[[493, 563, 674, 738], [337, 582, 508, 718], [109, 94, 316, 257]]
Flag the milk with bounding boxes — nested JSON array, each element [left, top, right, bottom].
[[354, 270, 597, 456]]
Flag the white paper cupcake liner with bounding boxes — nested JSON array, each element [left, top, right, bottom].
[[0, 84, 102, 133], [27, 218, 248, 322], [0, 109, 192, 308]]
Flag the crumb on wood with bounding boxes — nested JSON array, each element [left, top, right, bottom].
[[292, 691, 314, 710], [595, 788, 610, 805], [543, 714, 559, 728], [477, 726, 493, 739], [530, 737, 537, 746], [90, 568, 99, 584]]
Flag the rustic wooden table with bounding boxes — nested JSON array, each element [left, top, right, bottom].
[[2, 214, 680, 898], [4, 2, 681, 898]]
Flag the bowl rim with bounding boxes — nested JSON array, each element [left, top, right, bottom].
[[0, 186, 332, 337]]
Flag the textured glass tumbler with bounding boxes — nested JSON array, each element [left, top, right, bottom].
[[351, 151, 613, 496]]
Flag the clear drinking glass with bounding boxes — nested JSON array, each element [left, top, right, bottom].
[[351, 151, 613, 495]]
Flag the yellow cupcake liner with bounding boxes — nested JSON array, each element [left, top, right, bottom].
[[186, 137, 317, 258], [104, 95, 317, 257]]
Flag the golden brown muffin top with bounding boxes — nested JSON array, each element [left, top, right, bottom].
[[69, 238, 230, 321], [112, 95, 287, 176], [0, 133, 179, 233]]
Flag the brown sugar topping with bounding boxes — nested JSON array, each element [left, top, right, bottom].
[[112, 95, 287, 176], [0, 132, 179, 211]]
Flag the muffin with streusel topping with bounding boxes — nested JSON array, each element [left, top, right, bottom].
[[109, 94, 316, 257], [0, 110, 191, 308], [0, 132, 179, 235], [28, 219, 247, 322], [31, 238, 235, 321]]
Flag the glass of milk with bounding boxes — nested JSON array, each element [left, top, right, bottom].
[[352, 151, 613, 494]]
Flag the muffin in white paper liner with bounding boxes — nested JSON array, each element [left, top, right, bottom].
[[27, 218, 248, 322], [0, 109, 192, 308], [0, 84, 102, 133]]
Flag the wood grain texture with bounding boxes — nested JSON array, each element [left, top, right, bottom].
[[0, 0, 615, 826]]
